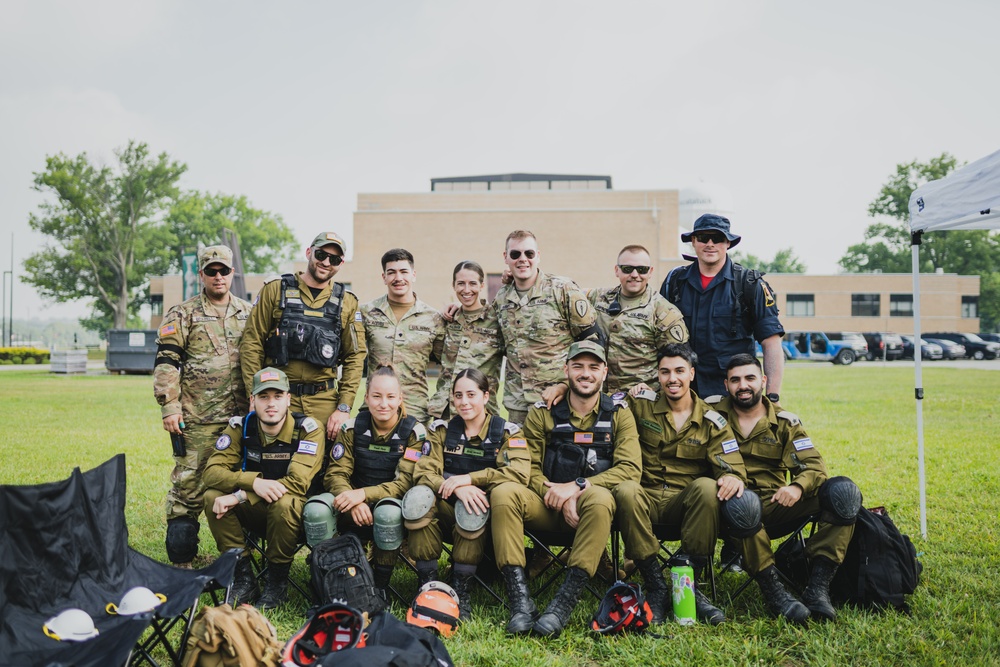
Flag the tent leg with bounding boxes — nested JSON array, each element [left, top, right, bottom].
[[911, 238, 928, 539]]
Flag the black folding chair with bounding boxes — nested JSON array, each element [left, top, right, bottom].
[[522, 528, 613, 601], [609, 523, 719, 601], [242, 528, 313, 603], [722, 515, 819, 602]]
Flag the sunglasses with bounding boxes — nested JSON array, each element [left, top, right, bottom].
[[202, 266, 232, 277], [693, 233, 727, 245], [507, 249, 537, 260], [314, 248, 345, 266], [618, 265, 651, 275]]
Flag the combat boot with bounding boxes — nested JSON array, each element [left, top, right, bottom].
[[256, 562, 291, 610], [801, 556, 839, 622], [501, 565, 537, 635], [415, 560, 439, 587], [756, 565, 810, 625], [373, 563, 395, 604], [450, 566, 476, 623], [228, 556, 259, 605], [634, 555, 669, 624], [532, 566, 589, 638], [692, 559, 726, 625]]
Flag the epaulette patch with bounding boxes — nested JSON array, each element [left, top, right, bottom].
[[413, 423, 428, 440], [777, 411, 801, 426], [534, 401, 549, 409], [503, 422, 522, 435], [704, 395, 724, 404], [430, 419, 448, 431], [300, 417, 319, 433], [228, 415, 244, 429], [635, 389, 657, 402], [705, 410, 728, 429], [341, 418, 356, 432]]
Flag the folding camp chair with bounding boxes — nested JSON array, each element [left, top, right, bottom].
[[440, 536, 506, 607], [522, 528, 613, 601], [721, 514, 819, 602], [242, 528, 313, 603], [609, 523, 719, 601]]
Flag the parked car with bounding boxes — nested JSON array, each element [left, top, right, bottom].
[[826, 332, 869, 359], [925, 338, 967, 360], [900, 335, 944, 361], [782, 331, 860, 365], [979, 333, 1000, 344], [924, 332, 1000, 360], [862, 332, 905, 361]]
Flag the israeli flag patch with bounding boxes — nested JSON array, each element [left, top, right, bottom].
[[297, 440, 319, 455], [721, 438, 739, 454], [215, 434, 231, 450], [793, 438, 814, 451]]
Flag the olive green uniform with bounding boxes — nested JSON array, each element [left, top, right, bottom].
[[614, 390, 747, 561], [360, 295, 446, 423], [324, 409, 426, 566], [240, 273, 365, 429], [427, 304, 503, 418], [587, 285, 688, 393], [409, 413, 531, 565], [711, 396, 854, 574], [203, 412, 325, 564], [154, 291, 251, 522], [492, 270, 597, 424], [491, 397, 641, 577]]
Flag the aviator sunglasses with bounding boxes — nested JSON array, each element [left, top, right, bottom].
[[314, 248, 345, 266], [507, 249, 537, 260]]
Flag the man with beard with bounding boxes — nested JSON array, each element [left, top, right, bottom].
[[241, 232, 366, 441], [203, 367, 326, 609], [709, 353, 860, 623], [489, 340, 641, 637], [614, 343, 747, 625]]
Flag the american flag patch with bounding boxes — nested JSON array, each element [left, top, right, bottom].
[[793, 438, 814, 451], [404, 448, 421, 462], [508, 438, 527, 449], [159, 324, 176, 336], [721, 439, 739, 454], [260, 371, 280, 382], [574, 433, 594, 444]]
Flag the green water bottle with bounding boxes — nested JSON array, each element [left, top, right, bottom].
[[670, 555, 696, 626]]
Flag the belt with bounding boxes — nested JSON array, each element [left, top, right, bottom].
[[288, 379, 336, 396]]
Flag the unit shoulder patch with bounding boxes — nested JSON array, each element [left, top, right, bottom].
[[215, 434, 232, 450], [776, 411, 801, 426], [331, 443, 346, 460], [704, 410, 728, 429], [228, 415, 244, 429]]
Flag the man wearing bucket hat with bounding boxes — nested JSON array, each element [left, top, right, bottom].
[[154, 244, 252, 568], [203, 367, 326, 609], [659, 214, 785, 401], [240, 232, 366, 441]]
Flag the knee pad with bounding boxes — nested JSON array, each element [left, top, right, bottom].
[[818, 476, 863, 525], [402, 485, 435, 530], [165, 517, 199, 563], [720, 490, 763, 538], [303, 493, 337, 547], [373, 498, 405, 550]]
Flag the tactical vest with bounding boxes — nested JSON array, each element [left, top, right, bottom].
[[543, 395, 619, 484], [264, 274, 345, 368], [242, 412, 308, 481], [442, 414, 506, 477], [350, 411, 418, 489]]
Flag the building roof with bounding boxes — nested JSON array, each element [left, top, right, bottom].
[[431, 173, 612, 190]]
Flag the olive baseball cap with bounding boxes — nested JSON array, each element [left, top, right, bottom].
[[252, 367, 289, 395], [199, 245, 234, 271], [567, 340, 607, 363], [311, 232, 347, 254]]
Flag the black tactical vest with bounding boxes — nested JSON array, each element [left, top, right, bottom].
[[543, 395, 618, 483], [264, 274, 345, 368], [442, 415, 506, 477], [350, 410, 418, 489], [242, 412, 308, 481]]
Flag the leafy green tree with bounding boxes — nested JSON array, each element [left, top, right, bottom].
[[23, 142, 186, 332], [730, 247, 806, 273]]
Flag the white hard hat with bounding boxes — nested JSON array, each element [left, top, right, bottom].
[[43, 608, 100, 641], [106, 586, 167, 615]]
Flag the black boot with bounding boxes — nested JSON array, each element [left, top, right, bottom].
[[532, 567, 589, 638], [373, 563, 395, 604], [415, 560, 439, 587], [451, 565, 476, 623], [501, 565, 537, 635], [228, 557, 259, 605], [756, 566, 810, 625], [692, 559, 726, 626], [801, 556, 839, 622], [634, 556, 669, 624], [257, 562, 290, 610], [165, 516, 199, 566]]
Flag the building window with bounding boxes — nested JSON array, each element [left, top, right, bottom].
[[890, 294, 913, 317], [851, 293, 880, 317], [962, 296, 979, 318], [785, 294, 814, 317], [150, 294, 163, 317]]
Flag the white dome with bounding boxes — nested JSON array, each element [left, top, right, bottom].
[[678, 182, 735, 230]]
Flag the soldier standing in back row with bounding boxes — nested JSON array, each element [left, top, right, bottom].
[[154, 244, 251, 567]]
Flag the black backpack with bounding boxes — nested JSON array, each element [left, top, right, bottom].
[[317, 610, 454, 667], [830, 506, 922, 612], [309, 533, 385, 614]]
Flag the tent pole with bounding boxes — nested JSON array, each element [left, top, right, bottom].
[[911, 231, 927, 539]]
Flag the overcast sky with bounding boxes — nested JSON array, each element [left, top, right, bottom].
[[2, 0, 998, 321]]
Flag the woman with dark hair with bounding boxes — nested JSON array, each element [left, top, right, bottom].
[[408, 368, 530, 622], [428, 261, 503, 420]]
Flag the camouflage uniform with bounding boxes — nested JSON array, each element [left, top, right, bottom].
[[614, 390, 747, 561], [154, 291, 251, 523], [709, 395, 854, 574], [360, 295, 446, 424], [408, 414, 531, 566], [427, 303, 503, 418], [588, 285, 688, 393], [492, 270, 597, 423], [240, 273, 366, 429]]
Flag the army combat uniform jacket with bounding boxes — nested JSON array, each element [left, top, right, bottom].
[[427, 304, 503, 418]]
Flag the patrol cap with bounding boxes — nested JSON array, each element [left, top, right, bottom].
[[680, 214, 741, 248], [199, 245, 234, 271], [311, 231, 347, 255], [567, 340, 606, 363], [252, 367, 289, 395]]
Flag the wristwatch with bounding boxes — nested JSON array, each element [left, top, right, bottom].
[[767, 392, 780, 403], [337, 403, 351, 413], [234, 489, 248, 504], [575, 477, 588, 491]]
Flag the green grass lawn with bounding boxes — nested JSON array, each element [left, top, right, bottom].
[[1, 365, 999, 666]]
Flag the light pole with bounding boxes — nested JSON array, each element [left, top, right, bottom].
[[1, 270, 9, 347]]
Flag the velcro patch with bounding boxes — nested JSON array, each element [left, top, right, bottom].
[[331, 443, 346, 460], [421, 442, 431, 456], [721, 439, 739, 454], [159, 324, 177, 336], [508, 438, 527, 449], [355, 312, 363, 322], [404, 448, 422, 462], [259, 371, 280, 382], [215, 434, 231, 450], [639, 418, 663, 434], [793, 438, 814, 451], [297, 440, 318, 455], [574, 433, 594, 444]]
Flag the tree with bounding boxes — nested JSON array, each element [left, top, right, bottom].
[[730, 247, 806, 273], [23, 142, 186, 331], [166, 192, 297, 274]]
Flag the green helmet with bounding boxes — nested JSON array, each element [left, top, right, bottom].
[[373, 498, 405, 551]]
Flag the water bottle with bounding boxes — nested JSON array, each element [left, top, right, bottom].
[[670, 555, 696, 626]]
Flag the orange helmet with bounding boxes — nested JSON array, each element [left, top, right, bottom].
[[406, 582, 460, 637], [282, 602, 366, 665]]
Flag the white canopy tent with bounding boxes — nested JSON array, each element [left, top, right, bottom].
[[908, 148, 1000, 538]]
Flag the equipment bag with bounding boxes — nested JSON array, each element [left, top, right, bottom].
[[318, 610, 454, 667], [830, 505, 922, 612], [183, 603, 283, 667], [309, 533, 385, 614]]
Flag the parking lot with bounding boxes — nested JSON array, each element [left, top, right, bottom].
[[802, 358, 1000, 371]]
